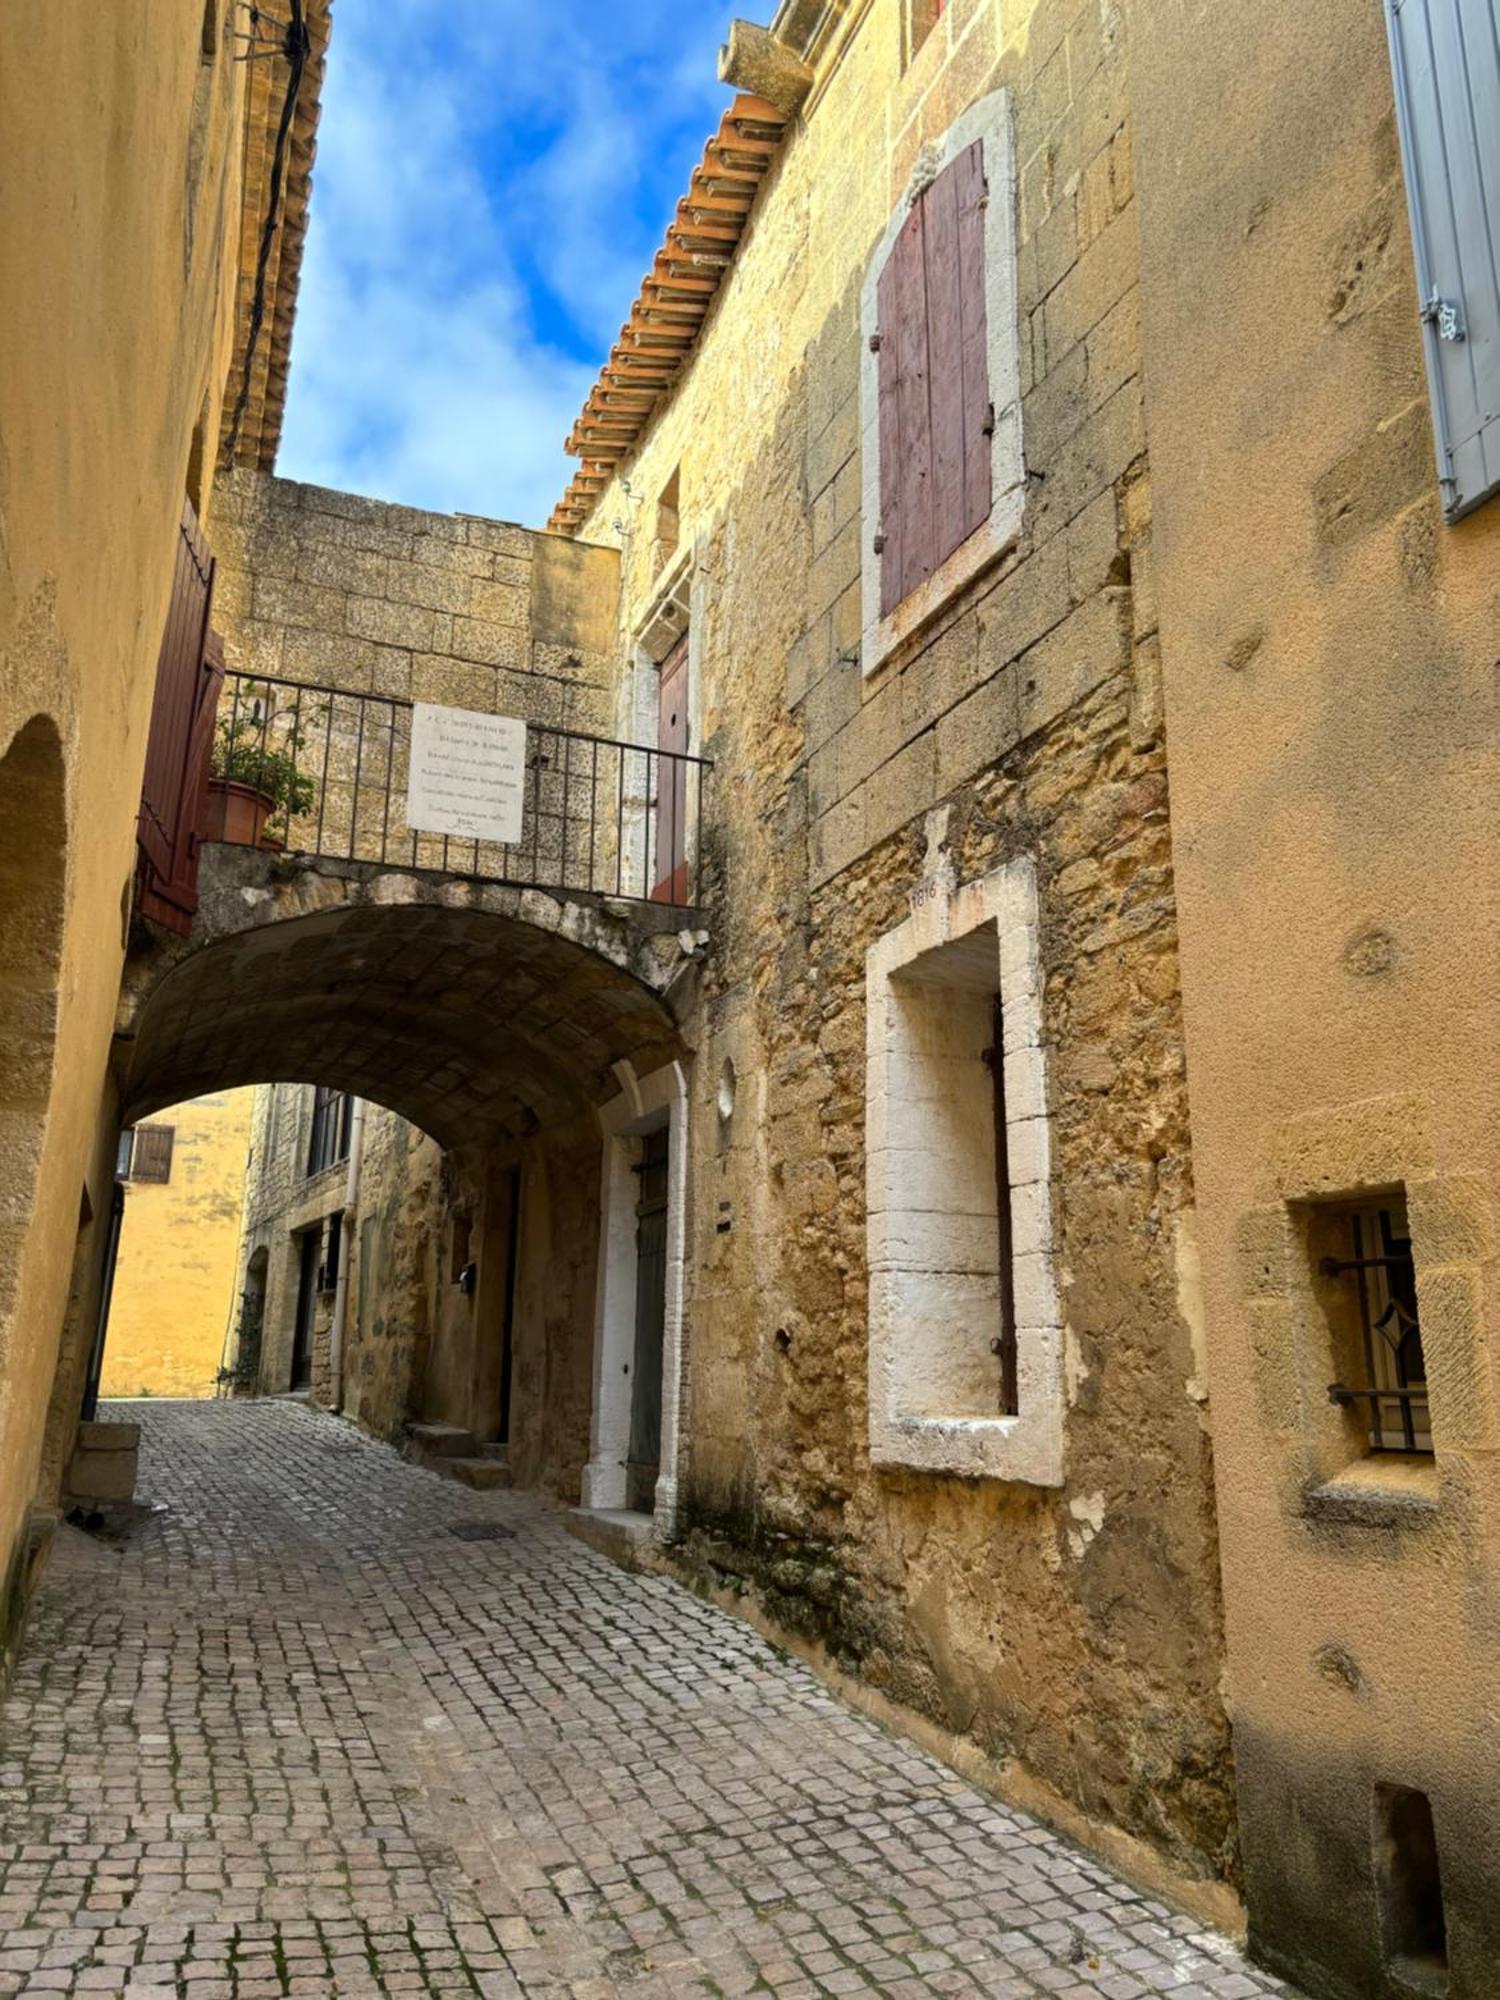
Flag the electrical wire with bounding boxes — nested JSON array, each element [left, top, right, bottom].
[[222, 0, 312, 464]]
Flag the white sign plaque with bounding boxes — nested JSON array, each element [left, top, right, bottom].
[[406, 704, 526, 846]]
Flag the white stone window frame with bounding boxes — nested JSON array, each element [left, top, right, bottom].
[[866, 855, 1063, 1485], [860, 88, 1025, 679], [582, 1057, 690, 1538]]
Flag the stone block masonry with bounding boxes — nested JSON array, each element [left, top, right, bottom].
[[569, 0, 1230, 1907], [213, 469, 620, 738]]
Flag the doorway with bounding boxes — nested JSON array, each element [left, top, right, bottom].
[[290, 1228, 319, 1391], [497, 1167, 520, 1446], [626, 1127, 669, 1512], [652, 632, 689, 903]]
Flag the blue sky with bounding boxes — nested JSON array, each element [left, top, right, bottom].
[[278, 1, 751, 528]]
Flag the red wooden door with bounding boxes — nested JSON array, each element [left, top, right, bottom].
[[135, 500, 224, 934], [652, 633, 689, 903]]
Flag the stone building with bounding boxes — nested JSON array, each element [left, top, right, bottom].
[[0, 1, 332, 1670], [2, 0, 1496, 1994], [102, 1090, 255, 1402], [549, 0, 1234, 1923]]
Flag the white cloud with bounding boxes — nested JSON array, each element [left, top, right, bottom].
[[276, 0, 742, 526]]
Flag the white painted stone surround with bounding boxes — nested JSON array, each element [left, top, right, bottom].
[[582, 1058, 690, 1537], [860, 89, 1026, 678], [866, 854, 1063, 1484]]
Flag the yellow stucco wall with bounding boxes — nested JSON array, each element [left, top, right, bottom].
[[1128, 3, 1500, 1992], [101, 1091, 254, 1401], [0, 6, 251, 1649]]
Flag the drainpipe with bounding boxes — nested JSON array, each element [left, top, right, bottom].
[[79, 1182, 126, 1424], [327, 1099, 366, 1414]]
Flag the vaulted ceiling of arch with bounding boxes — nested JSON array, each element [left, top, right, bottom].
[[118, 900, 685, 1154]]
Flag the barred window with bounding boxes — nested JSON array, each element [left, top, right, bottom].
[[1320, 1193, 1431, 1455]]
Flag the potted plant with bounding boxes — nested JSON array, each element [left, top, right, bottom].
[[203, 690, 318, 850]]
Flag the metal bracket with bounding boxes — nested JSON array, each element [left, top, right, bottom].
[[1420, 289, 1466, 343]]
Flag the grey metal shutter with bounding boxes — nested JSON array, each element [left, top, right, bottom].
[[1385, 0, 1500, 518]]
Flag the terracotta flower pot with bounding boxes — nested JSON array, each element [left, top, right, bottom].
[[201, 778, 281, 850]]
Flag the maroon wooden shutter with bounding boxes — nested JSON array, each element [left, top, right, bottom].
[[877, 140, 991, 618], [136, 501, 225, 934], [879, 198, 933, 614]]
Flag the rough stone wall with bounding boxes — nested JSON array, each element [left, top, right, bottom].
[[505, 1120, 603, 1498], [235, 1081, 605, 1498], [101, 1090, 255, 1399], [576, 0, 1234, 1900], [213, 468, 619, 731], [342, 1111, 445, 1441], [1128, 0, 1500, 1990], [235, 1083, 352, 1396]]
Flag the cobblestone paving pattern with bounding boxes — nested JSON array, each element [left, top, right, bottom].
[[0, 1402, 1298, 1998]]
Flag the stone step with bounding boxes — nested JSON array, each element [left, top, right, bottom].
[[406, 1421, 478, 1461], [565, 1507, 654, 1570], [445, 1456, 514, 1491]]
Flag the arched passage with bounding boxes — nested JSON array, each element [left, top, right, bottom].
[[109, 850, 696, 1512], [0, 715, 67, 1357], [116, 851, 691, 1150]]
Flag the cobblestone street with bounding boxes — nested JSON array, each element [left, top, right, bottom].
[[0, 1404, 1293, 1999]]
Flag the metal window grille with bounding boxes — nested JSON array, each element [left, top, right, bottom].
[[306, 1087, 353, 1178], [125, 1125, 176, 1185], [1325, 1197, 1432, 1453]]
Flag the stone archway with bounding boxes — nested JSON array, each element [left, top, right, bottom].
[[116, 846, 695, 1147], [110, 844, 698, 1498], [0, 715, 67, 1361]]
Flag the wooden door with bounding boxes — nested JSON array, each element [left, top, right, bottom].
[[626, 1127, 669, 1512], [497, 1168, 520, 1446], [652, 634, 689, 903], [290, 1230, 319, 1391]]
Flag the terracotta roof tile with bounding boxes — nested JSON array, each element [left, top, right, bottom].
[[547, 94, 791, 535], [219, 0, 335, 474]]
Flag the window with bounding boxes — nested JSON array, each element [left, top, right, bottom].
[[119, 1125, 175, 1185], [1314, 1192, 1432, 1455], [306, 1087, 353, 1177], [860, 91, 1024, 674], [1384, 0, 1500, 518], [201, 0, 219, 59], [875, 141, 991, 616], [866, 855, 1062, 1484], [905, 0, 947, 65], [653, 467, 681, 576], [317, 1211, 343, 1295], [450, 1212, 472, 1284]]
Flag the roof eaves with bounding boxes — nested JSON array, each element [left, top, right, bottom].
[[547, 92, 791, 537], [219, 0, 335, 475]]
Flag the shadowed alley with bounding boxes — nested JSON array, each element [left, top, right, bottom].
[[0, 1404, 1290, 1999]]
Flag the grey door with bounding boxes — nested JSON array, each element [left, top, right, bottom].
[[290, 1229, 319, 1391], [627, 1128, 669, 1513]]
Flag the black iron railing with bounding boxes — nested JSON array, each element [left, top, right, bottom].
[[209, 671, 710, 908]]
